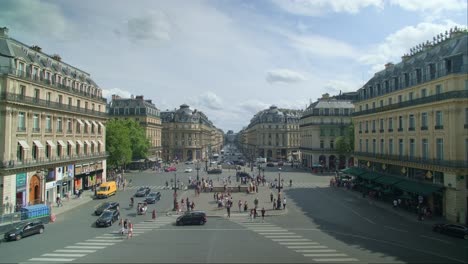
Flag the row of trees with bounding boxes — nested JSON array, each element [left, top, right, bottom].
[[106, 119, 150, 168]]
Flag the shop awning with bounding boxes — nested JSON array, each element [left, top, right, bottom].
[[57, 140, 66, 147], [98, 121, 105, 128], [67, 140, 75, 147], [18, 140, 30, 150], [84, 120, 91, 127], [46, 140, 56, 149], [91, 121, 98, 127], [91, 140, 97, 146], [98, 139, 104, 146], [373, 175, 404, 186], [76, 140, 84, 147], [358, 172, 382, 181], [341, 167, 367, 177], [394, 180, 443, 196], [76, 119, 84, 126], [32, 140, 44, 149], [84, 140, 91, 146]]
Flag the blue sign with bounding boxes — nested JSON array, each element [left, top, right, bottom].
[[16, 173, 26, 192]]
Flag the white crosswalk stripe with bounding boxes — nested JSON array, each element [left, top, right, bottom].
[[28, 258, 75, 262], [125, 185, 168, 190]]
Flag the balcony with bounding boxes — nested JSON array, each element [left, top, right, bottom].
[[379, 129, 384, 133], [45, 128, 52, 133], [353, 90, 468, 116], [354, 151, 468, 169], [17, 127, 26, 132], [371, 130, 376, 133], [435, 125, 444, 130], [0, 152, 108, 169], [300, 147, 337, 152], [0, 92, 107, 117], [358, 131, 362, 134], [421, 126, 428, 131], [398, 128, 403, 132], [0, 67, 107, 103], [32, 127, 40, 133], [388, 129, 393, 132], [365, 130, 369, 133], [408, 127, 415, 131], [299, 121, 351, 127]]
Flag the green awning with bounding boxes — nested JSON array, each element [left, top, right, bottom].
[[373, 175, 404, 186], [365, 183, 375, 189], [382, 189, 393, 194], [394, 180, 443, 196], [358, 172, 382, 181], [372, 186, 382, 191], [341, 167, 367, 176]]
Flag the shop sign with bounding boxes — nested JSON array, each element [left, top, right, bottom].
[[67, 165, 74, 178], [75, 166, 82, 175], [46, 181, 57, 189], [56, 180, 63, 186], [56, 166, 64, 181], [46, 169, 55, 182], [16, 173, 27, 192]]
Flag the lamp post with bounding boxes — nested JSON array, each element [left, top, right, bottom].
[[195, 161, 200, 182], [172, 173, 178, 211], [277, 167, 283, 195]]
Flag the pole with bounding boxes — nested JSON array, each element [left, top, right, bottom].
[[196, 162, 200, 182], [277, 168, 282, 195], [173, 173, 178, 211]]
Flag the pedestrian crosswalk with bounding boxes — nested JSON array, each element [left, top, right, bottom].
[[232, 220, 359, 262], [125, 185, 170, 190], [20, 217, 174, 263], [124, 182, 321, 191]]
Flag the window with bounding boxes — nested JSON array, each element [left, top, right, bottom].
[[372, 139, 376, 154], [19, 85, 26, 98], [57, 144, 62, 157], [320, 140, 324, 149], [435, 85, 442, 95], [320, 128, 325, 136], [17, 143, 24, 161], [68, 97, 72, 108], [422, 139, 429, 160], [421, 88, 427, 97], [17, 112, 25, 131], [398, 139, 404, 157], [372, 102, 375, 109], [46, 92, 51, 104], [465, 108, 468, 126], [330, 128, 335, 136], [388, 117, 393, 131], [45, 115, 51, 132], [58, 94, 63, 104], [32, 144, 37, 160], [67, 119, 72, 133], [34, 89, 40, 101], [33, 114, 40, 132], [379, 119, 384, 132], [379, 100, 383, 107], [330, 140, 334, 149], [398, 95, 402, 103], [435, 111, 443, 129], [67, 144, 72, 156], [409, 92, 414, 100], [421, 112, 428, 130], [45, 144, 50, 159], [398, 116, 403, 131], [365, 121, 369, 133], [436, 138, 444, 160], [57, 118, 62, 132], [388, 97, 392, 105], [359, 122, 362, 133], [409, 139, 415, 158], [409, 114, 415, 131], [359, 139, 362, 152], [77, 100, 81, 109], [389, 139, 393, 155], [365, 139, 369, 152], [380, 139, 384, 154], [372, 120, 376, 132]]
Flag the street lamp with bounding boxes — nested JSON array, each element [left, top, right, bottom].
[[195, 161, 200, 182], [172, 173, 178, 211], [277, 167, 283, 195]]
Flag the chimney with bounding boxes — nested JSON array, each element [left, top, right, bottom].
[[52, 54, 62, 61], [111, 94, 121, 100], [0, 27, 9, 37], [135, 95, 144, 100], [31, 45, 42, 52], [401, 54, 410, 61], [145, 100, 152, 104], [384, 62, 394, 69]]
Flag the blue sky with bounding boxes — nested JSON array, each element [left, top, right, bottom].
[[1, 0, 466, 132]]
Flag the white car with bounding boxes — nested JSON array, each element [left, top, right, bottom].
[[185, 161, 193, 164], [184, 168, 193, 173], [210, 161, 217, 165]]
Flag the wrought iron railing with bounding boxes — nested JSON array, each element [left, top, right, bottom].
[[0, 152, 108, 169], [354, 151, 468, 168]]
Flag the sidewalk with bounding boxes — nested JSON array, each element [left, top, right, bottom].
[[50, 190, 95, 217], [175, 182, 288, 218]]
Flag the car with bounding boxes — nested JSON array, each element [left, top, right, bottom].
[[95, 209, 120, 227], [207, 168, 222, 174], [4, 221, 45, 241], [144, 192, 161, 204], [237, 171, 252, 179], [266, 162, 275, 167], [184, 167, 193, 173], [95, 201, 120, 215], [176, 211, 207, 226], [134, 187, 151, 197], [433, 223, 468, 239], [185, 161, 194, 164], [164, 166, 177, 172], [277, 161, 284, 166], [210, 161, 217, 165]]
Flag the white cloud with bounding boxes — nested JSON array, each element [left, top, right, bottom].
[[191, 92, 224, 110], [115, 10, 173, 43], [238, 100, 271, 116], [287, 34, 359, 59], [390, 0, 466, 13], [102, 87, 132, 99], [272, 0, 383, 16], [324, 79, 363, 94], [266, 69, 307, 84], [359, 20, 464, 73]]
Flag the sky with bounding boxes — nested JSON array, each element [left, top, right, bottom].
[[1, 0, 466, 132]]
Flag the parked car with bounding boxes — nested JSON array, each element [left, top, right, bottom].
[[4, 221, 45, 241], [95, 201, 120, 216], [176, 211, 207, 226], [184, 167, 193, 173], [207, 168, 222, 174], [433, 223, 468, 239], [210, 161, 217, 165], [185, 161, 194, 164], [95, 209, 120, 227], [144, 192, 161, 204], [266, 162, 275, 167], [134, 187, 151, 197], [164, 166, 177, 172]]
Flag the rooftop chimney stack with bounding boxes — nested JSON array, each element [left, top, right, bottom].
[[0, 27, 9, 37], [111, 94, 121, 100], [384, 62, 394, 69], [31, 45, 42, 52]]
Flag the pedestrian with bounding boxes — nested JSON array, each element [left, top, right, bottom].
[[127, 221, 133, 239], [226, 203, 231, 218], [393, 199, 398, 208], [152, 209, 157, 221], [238, 200, 242, 213], [244, 201, 248, 212], [250, 209, 254, 222], [270, 192, 273, 203], [282, 198, 286, 210], [273, 199, 276, 210], [261, 207, 266, 222]]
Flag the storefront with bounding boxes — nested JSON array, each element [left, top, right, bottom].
[[15, 173, 27, 208], [75, 163, 103, 190], [55, 165, 74, 198], [45, 168, 57, 205]]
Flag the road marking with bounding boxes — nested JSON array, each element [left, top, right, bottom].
[[132, 231, 146, 234], [55, 249, 96, 253], [420, 235, 451, 244], [279, 242, 318, 245], [42, 253, 87, 257], [132, 227, 155, 229], [86, 239, 122, 243], [250, 229, 289, 232], [272, 238, 310, 242], [313, 258, 359, 262], [28, 258, 75, 262], [65, 246, 106, 249], [259, 232, 296, 235], [384, 225, 408, 233], [295, 249, 337, 253], [265, 235, 303, 238], [287, 246, 327, 249], [94, 236, 122, 239], [303, 253, 348, 257], [76, 242, 115, 246]]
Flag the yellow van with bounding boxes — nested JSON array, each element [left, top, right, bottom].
[[96, 181, 117, 199]]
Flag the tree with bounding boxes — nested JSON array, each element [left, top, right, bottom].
[[335, 122, 355, 156], [124, 119, 150, 160], [106, 119, 132, 168]]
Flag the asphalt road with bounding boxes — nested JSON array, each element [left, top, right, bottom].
[[1, 158, 466, 263]]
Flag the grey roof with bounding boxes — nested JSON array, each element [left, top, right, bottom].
[[109, 98, 159, 110], [247, 105, 303, 128], [160, 104, 220, 129], [306, 99, 354, 110]]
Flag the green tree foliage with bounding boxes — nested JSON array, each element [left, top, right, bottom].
[[106, 119, 132, 168], [124, 119, 150, 160], [335, 122, 355, 155]]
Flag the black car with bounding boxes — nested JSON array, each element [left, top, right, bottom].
[[176, 211, 207, 226], [266, 162, 275, 167], [4, 221, 45, 241], [134, 187, 151, 197], [95, 201, 119, 216], [207, 169, 222, 174], [237, 171, 252, 179], [433, 223, 468, 239], [144, 192, 161, 204], [95, 209, 120, 227]]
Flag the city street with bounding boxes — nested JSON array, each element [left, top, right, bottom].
[[1, 163, 466, 263]]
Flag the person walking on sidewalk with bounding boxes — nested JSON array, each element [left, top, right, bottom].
[[261, 207, 266, 222], [56, 196, 63, 207], [282, 198, 286, 210], [226, 201, 231, 218], [270, 192, 273, 203], [273, 199, 276, 210], [127, 221, 133, 239], [238, 200, 242, 213]]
